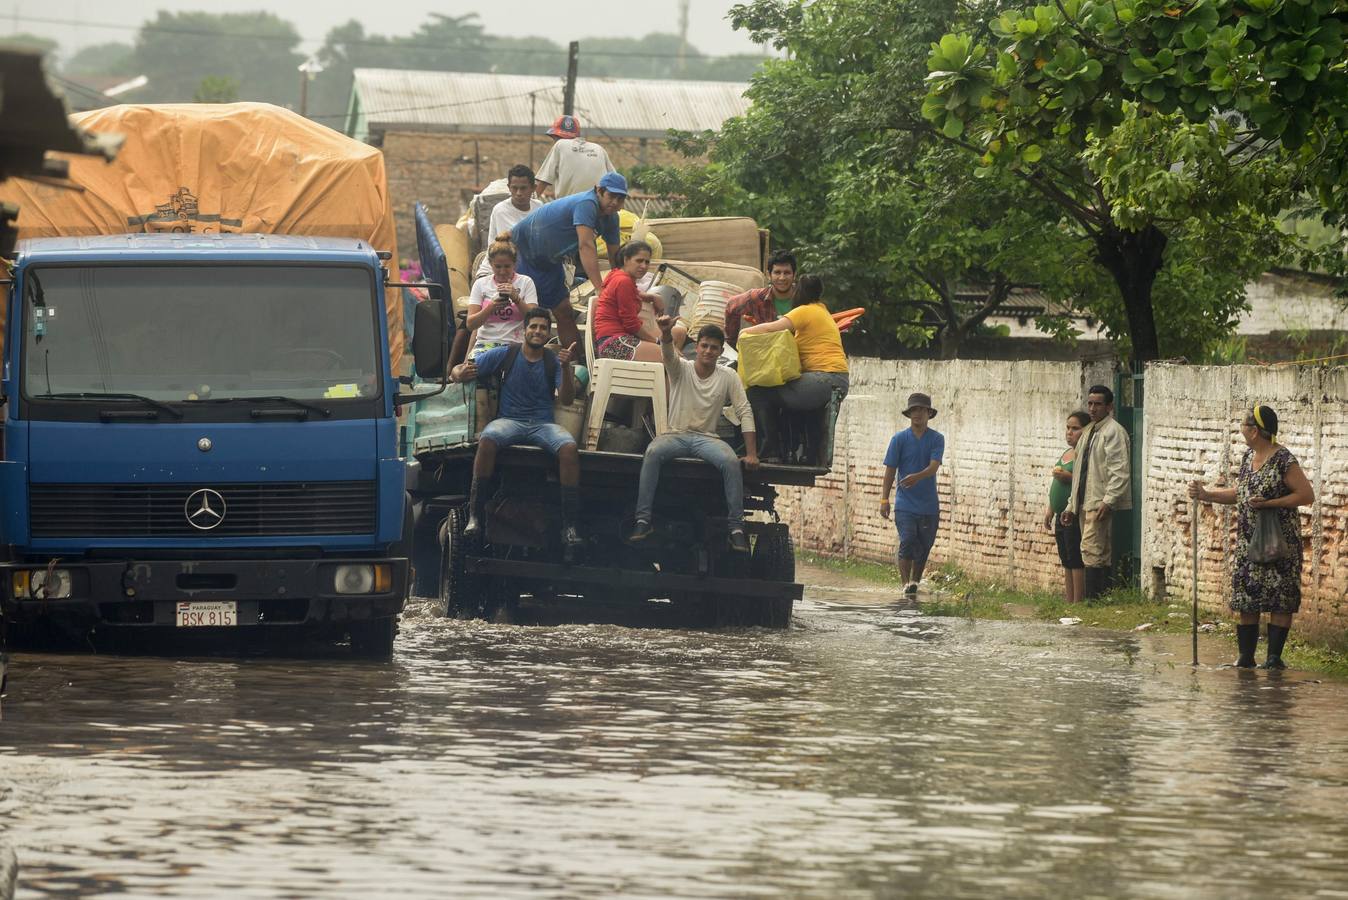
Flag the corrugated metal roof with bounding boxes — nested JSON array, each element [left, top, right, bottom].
[[349, 68, 750, 139]]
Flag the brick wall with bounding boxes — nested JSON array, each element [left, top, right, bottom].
[[776, 357, 1104, 589], [380, 130, 693, 255], [1141, 364, 1348, 638]]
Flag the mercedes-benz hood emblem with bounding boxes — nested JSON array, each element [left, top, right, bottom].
[[184, 488, 227, 530]]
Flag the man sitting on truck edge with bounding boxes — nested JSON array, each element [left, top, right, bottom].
[[510, 171, 627, 355], [628, 315, 759, 553], [453, 307, 583, 552]]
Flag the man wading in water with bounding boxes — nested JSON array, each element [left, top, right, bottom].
[[880, 393, 944, 596]]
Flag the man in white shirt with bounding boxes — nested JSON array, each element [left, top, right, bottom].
[[536, 115, 616, 200], [476, 164, 543, 278], [627, 315, 760, 553]]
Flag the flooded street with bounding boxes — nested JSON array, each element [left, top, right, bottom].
[[4, 565, 1348, 898]]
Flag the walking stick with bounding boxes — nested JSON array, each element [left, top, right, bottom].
[[1191, 488, 1200, 667]]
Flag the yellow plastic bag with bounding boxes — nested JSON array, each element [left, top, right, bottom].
[[738, 330, 801, 388]]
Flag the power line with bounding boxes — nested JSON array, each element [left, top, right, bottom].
[[306, 88, 553, 123], [6, 13, 772, 63]]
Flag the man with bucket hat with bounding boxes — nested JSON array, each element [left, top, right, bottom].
[[536, 114, 616, 200], [880, 393, 945, 596]]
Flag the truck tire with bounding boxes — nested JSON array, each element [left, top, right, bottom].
[[441, 506, 482, 619], [751, 526, 795, 583], [349, 615, 397, 659]]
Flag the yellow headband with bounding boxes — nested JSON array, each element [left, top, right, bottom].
[[1253, 404, 1277, 444]]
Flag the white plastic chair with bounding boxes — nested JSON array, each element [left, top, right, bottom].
[[584, 360, 669, 450]]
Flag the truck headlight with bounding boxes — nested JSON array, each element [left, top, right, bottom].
[[333, 564, 391, 595], [13, 569, 74, 600]]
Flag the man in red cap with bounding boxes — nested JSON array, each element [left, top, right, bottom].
[[536, 114, 616, 201]]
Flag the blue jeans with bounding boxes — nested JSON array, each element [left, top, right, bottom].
[[479, 418, 576, 455], [895, 511, 939, 564], [635, 433, 744, 527]]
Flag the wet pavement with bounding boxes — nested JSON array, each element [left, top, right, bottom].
[[3, 563, 1348, 898]]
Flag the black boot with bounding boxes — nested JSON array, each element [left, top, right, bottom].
[[1083, 567, 1108, 600], [1234, 623, 1259, 668], [1262, 624, 1289, 670], [463, 476, 485, 539], [560, 485, 583, 556]]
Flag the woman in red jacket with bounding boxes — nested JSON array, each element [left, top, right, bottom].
[[591, 240, 664, 362]]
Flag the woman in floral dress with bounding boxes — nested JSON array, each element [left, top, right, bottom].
[[1189, 405, 1314, 669]]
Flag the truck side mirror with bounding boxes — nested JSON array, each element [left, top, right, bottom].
[[412, 298, 448, 379]]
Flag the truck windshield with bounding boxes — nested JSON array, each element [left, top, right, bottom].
[[23, 264, 381, 402]]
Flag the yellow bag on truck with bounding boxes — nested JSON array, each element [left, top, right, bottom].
[[737, 330, 801, 388]]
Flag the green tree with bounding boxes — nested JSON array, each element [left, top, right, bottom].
[[640, 0, 1269, 360], [64, 42, 135, 77], [194, 75, 239, 103], [130, 11, 303, 106], [922, 0, 1336, 360]]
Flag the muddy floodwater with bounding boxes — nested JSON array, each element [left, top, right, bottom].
[[4, 564, 1348, 898]]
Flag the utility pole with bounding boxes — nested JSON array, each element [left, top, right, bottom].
[[678, 0, 690, 74], [563, 41, 579, 116], [529, 92, 538, 167], [298, 56, 324, 118]]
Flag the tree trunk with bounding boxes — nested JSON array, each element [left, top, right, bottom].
[[1093, 223, 1166, 363], [938, 323, 964, 359]]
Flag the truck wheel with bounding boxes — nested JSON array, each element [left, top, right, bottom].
[[750, 526, 795, 583], [350, 615, 397, 659], [441, 506, 483, 619]]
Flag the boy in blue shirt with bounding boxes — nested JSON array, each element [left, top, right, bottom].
[[880, 393, 944, 596]]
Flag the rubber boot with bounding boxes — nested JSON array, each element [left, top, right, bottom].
[[1262, 624, 1289, 670], [463, 476, 485, 540], [560, 485, 583, 557], [1234, 623, 1259, 668], [1082, 567, 1108, 600]]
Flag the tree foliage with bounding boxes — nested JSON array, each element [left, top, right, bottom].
[[924, 0, 1342, 359], [63, 42, 136, 78], [194, 75, 239, 104], [641, 0, 1277, 360], [126, 11, 304, 106]]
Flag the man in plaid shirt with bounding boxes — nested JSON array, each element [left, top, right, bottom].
[[723, 249, 799, 347]]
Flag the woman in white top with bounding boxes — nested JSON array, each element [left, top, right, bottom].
[[466, 237, 539, 358]]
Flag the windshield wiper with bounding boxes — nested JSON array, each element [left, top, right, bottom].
[[189, 395, 332, 418], [38, 391, 185, 420]]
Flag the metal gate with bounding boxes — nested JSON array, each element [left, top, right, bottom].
[[1113, 370, 1144, 589]]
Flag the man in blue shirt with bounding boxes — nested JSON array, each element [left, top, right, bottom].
[[453, 307, 582, 551], [511, 171, 627, 355], [880, 393, 945, 596]]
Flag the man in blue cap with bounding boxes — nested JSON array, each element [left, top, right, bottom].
[[510, 171, 627, 352]]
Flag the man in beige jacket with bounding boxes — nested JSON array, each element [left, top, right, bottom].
[[1062, 384, 1131, 598]]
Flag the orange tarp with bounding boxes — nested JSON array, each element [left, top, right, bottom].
[[0, 102, 402, 371]]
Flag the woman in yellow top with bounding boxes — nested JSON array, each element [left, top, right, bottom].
[[740, 274, 849, 461]]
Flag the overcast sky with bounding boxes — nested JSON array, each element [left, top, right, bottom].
[[1, 0, 766, 60]]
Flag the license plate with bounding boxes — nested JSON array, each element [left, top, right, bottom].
[[175, 601, 238, 627]]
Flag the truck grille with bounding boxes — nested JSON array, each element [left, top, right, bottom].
[[29, 481, 377, 537]]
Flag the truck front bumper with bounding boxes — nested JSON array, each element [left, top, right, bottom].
[[0, 557, 408, 627]]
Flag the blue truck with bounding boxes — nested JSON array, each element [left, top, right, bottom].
[[0, 233, 449, 657]]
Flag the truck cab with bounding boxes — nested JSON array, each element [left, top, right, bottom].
[[0, 233, 416, 656]]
